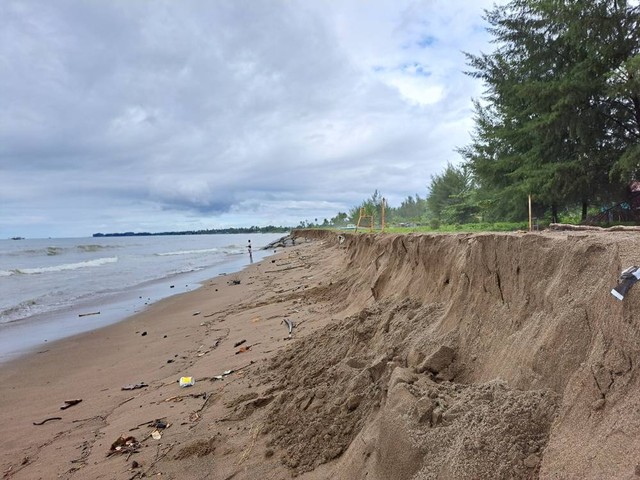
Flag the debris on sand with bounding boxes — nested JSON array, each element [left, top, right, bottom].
[[282, 318, 296, 338], [611, 265, 640, 300], [179, 377, 195, 387], [108, 436, 140, 457], [60, 399, 82, 410], [33, 416, 62, 426], [121, 382, 148, 391]]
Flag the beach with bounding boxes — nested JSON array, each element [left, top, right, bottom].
[[0, 236, 332, 480], [0, 234, 285, 362], [4, 229, 640, 479]]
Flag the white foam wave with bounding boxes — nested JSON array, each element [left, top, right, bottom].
[[0, 299, 39, 323], [8, 256, 118, 275]]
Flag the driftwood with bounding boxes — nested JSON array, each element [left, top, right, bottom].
[[549, 223, 640, 232], [33, 417, 62, 425], [60, 399, 82, 410]]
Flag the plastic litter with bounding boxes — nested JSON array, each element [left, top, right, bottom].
[[150, 419, 167, 429], [611, 266, 640, 300], [179, 376, 195, 387], [212, 369, 234, 381], [282, 318, 296, 338]]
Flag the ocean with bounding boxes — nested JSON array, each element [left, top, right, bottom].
[[0, 233, 285, 362]]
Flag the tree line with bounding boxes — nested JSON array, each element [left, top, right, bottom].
[[93, 226, 290, 237], [327, 0, 640, 228]]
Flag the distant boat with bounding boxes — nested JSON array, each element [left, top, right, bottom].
[[10, 237, 25, 240]]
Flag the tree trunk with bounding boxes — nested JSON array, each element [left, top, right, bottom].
[[581, 202, 588, 222], [552, 204, 559, 224], [632, 95, 640, 138]]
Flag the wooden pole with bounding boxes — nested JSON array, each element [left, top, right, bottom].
[[528, 194, 532, 232], [355, 207, 362, 233], [381, 198, 386, 232]]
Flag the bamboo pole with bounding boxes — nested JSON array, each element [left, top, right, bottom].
[[528, 194, 532, 232]]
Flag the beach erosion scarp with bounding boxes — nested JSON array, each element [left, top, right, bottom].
[[1, 229, 640, 479]]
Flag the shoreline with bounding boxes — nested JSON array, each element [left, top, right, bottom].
[[0, 247, 275, 364], [0, 237, 332, 479]]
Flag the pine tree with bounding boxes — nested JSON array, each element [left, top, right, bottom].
[[461, 0, 640, 222]]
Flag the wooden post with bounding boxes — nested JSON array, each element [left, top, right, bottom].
[[528, 194, 532, 232], [381, 198, 386, 232], [355, 207, 363, 233]]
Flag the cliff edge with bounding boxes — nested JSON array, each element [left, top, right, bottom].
[[265, 229, 640, 479]]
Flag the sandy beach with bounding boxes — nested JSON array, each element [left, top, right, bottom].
[[0, 236, 336, 480], [4, 229, 640, 479]]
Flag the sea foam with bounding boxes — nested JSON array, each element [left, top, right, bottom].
[[4, 256, 118, 276]]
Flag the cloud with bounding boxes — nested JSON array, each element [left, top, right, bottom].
[[0, 0, 501, 237]]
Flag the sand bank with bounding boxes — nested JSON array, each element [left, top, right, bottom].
[[3, 229, 640, 479]]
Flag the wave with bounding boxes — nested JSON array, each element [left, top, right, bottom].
[[156, 248, 221, 256], [47, 246, 64, 256], [77, 244, 117, 252], [0, 247, 65, 257], [0, 256, 118, 276], [0, 299, 39, 324], [3, 244, 117, 258]]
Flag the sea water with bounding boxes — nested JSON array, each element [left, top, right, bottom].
[[0, 233, 285, 361]]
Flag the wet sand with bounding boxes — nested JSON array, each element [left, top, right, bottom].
[[0, 239, 335, 479]]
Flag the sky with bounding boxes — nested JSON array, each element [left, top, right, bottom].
[[1, 0, 502, 238]]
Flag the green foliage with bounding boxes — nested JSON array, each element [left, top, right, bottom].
[[348, 190, 386, 225], [390, 194, 427, 222], [329, 212, 349, 227], [426, 163, 481, 223], [383, 221, 528, 234], [460, 0, 640, 221], [93, 225, 291, 237]]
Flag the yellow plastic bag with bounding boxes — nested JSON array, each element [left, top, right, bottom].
[[179, 376, 195, 387]]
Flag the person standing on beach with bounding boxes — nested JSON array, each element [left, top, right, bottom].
[[248, 239, 253, 262]]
